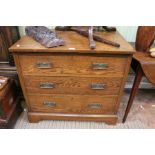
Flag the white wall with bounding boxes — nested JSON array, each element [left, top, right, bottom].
[[117, 26, 138, 42], [18, 26, 138, 42]]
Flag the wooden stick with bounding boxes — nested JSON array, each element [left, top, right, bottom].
[[73, 28, 120, 48], [55, 26, 120, 48], [88, 26, 96, 49]]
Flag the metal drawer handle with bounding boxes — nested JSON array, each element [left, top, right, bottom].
[[40, 83, 55, 89], [88, 103, 102, 109], [92, 63, 108, 70], [36, 62, 52, 69], [91, 83, 106, 90], [43, 101, 56, 107]]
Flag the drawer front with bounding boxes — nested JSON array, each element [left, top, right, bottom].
[[28, 94, 117, 114], [24, 76, 122, 95], [19, 55, 127, 77]]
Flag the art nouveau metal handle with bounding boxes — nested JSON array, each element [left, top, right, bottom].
[[43, 101, 56, 107], [36, 62, 52, 69], [88, 103, 102, 109], [40, 83, 55, 89], [92, 63, 108, 70], [91, 83, 106, 90]]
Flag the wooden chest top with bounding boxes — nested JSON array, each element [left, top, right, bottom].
[[9, 31, 135, 54]]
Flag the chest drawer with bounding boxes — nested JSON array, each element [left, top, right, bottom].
[[28, 94, 117, 114], [24, 76, 122, 95], [19, 54, 127, 77]]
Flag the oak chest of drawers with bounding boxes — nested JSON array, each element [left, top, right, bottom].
[[10, 31, 135, 124]]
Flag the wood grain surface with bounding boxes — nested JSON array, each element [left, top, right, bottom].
[[28, 112, 118, 124], [19, 54, 127, 77], [10, 31, 135, 124], [10, 31, 135, 54], [24, 76, 122, 95], [28, 94, 118, 114]]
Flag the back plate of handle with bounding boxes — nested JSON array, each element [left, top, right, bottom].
[[36, 62, 52, 69], [40, 83, 55, 89], [91, 83, 106, 90], [92, 63, 108, 70], [43, 101, 56, 107], [88, 103, 102, 109]]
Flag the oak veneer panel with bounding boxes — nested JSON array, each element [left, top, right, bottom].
[[19, 54, 127, 77], [28, 112, 118, 124], [28, 94, 118, 114], [9, 31, 135, 54], [10, 31, 135, 124], [24, 76, 122, 95]]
